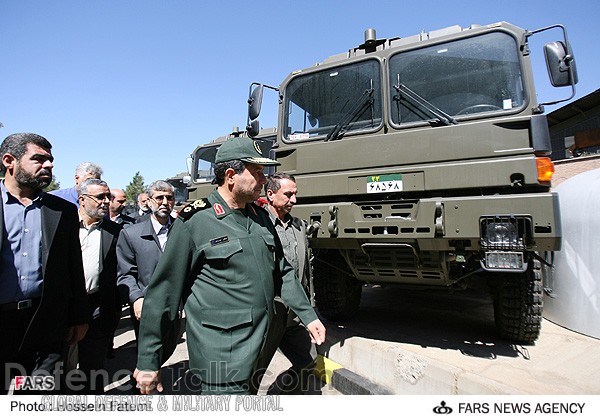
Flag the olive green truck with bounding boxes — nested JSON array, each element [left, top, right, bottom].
[[190, 22, 578, 343]]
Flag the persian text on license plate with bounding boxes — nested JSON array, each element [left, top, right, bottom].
[[367, 174, 403, 193]]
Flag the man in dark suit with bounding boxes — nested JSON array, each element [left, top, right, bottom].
[[133, 192, 151, 222], [0, 133, 89, 394], [67, 178, 122, 394], [105, 188, 134, 360], [107, 188, 136, 226], [116, 180, 179, 356]]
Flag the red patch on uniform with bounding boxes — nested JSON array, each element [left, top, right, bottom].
[[214, 203, 225, 216]]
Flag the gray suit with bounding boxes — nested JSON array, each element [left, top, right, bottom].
[[290, 217, 311, 303], [116, 216, 180, 362], [116, 218, 167, 305]]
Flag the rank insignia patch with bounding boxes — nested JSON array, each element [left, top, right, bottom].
[[179, 199, 210, 221], [214, 203, 225, 216]]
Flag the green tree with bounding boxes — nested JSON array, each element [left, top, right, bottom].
[[125, 171, 146, 203], [43, 175, 60, 192]]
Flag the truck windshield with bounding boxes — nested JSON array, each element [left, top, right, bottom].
[[389, 32, 525, 126], [284, 59, 382, 141], [167, 179, 189, 206], [192, 145, 218, 183]]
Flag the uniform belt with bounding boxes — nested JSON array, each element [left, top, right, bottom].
[[0, 298, 41, 312]]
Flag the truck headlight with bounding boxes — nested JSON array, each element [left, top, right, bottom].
[[485, 222, 518, 246], [482, 251, 526, 271], [480, 215, 532, 250]]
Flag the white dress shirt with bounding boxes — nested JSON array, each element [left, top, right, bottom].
[[151, 216, 170, 251], [79, 220, 103, 294]]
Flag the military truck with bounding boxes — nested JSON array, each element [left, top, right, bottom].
[[186, 127, 277, 202], [243, 22, 578, 343], [166, 172, 191, 212]]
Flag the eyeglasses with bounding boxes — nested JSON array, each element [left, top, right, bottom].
[[83, 193, 111, 203], [151, 195, 175, 203]]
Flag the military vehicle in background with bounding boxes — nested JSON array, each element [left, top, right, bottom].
[[244, 22, 578, 343], [186, 127, 277, 202], [165, 172, 191, 213]]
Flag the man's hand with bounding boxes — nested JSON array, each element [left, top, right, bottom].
[[306, 319, 326, 345], [133, 368, 163, 394], [65, 324, 89, 345], [133, 298, 144, 320]]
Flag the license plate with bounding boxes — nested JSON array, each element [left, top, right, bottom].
[[367, 174, 403, 193]]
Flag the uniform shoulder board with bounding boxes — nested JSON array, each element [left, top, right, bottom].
[[179, 199, 211, 221]]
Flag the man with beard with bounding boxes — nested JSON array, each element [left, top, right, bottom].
[[0, 133, 89, 394], [134, 137, 325, 395], [134, 192, 152, 221], [116, 180, 180, 353], [67, 178, 121, 393]]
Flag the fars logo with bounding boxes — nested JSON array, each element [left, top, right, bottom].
[[433, 401, 453, 414], [14, 376, 55, 391]]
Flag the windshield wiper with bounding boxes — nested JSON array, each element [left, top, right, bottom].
[[393, 77, 457, 126], [326, 87, 375, 141]]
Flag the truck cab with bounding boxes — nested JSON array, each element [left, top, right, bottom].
[[187, 127, 278, 202], [245, 22, 577, 343]]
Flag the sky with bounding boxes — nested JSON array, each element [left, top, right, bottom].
[[1, 0, 599, 190]]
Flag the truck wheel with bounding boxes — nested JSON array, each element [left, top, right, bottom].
[[490, 257, 543, 344], [313, 251, 362, 320]]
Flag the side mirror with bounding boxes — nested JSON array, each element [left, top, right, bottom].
[[544, 41, 578, 87], [182, 175, 191, 186], [528, 24, 578, 109], [248, 84, 264, 122], [247, 119, 260, 138], [247, 83, 264, 138]]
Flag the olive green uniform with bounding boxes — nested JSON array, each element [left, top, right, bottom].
[[136, 189, 317, 392]]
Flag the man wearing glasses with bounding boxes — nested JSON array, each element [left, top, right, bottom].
[[116, 181, 181, 364], [67, 179, 122, 393]]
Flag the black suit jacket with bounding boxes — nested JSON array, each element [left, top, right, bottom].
[[0, 192, 89, 351], [105, 212, 136, 226], [94, 219, 122, 330]]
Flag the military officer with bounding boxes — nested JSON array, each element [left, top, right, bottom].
[[134, 137, 326, 395]]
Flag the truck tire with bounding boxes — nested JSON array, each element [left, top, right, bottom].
[[313, 251, 362, 320], [490, 257, 543, 344]]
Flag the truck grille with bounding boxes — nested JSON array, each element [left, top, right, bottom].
[[350, 248, 446, 284]]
